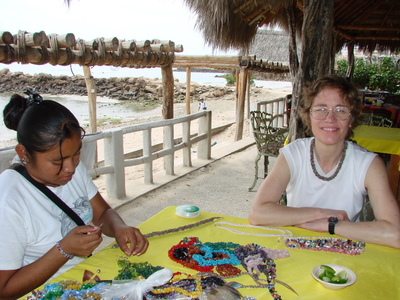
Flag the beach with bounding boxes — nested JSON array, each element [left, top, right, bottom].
[[0, 83, 289, 148]]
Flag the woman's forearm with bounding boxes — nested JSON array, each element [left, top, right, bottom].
[[0, 246, 68, 299]]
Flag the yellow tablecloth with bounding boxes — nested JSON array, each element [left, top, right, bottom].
[[34, 207, 400, 299], [353, 125, 400, 156]]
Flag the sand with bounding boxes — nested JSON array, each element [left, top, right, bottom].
[[88, 88, 288, 194]]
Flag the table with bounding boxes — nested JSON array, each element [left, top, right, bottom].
[[353, 125, 400, 202], [31, 207, 400, 299]]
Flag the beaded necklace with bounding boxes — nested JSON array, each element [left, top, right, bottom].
[[310, 138, 348, 181], [214, 221, 293, 238], [168, 237, 297, 300], [284, 237, 365, 255]]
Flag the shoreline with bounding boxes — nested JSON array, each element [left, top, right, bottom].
[[0, 85, 289, 149]]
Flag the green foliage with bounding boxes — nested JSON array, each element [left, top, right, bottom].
[[222, 74, 236, 85], [219, 74, 255, 86], [336, 57, 400, 94]]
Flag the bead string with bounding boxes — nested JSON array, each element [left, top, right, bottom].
[[214, 221, 293, 237], [55, 240, 74, 259], [284, 236, 365, 255], [168, 237, 297, 299], [310, 138, 348, 181]]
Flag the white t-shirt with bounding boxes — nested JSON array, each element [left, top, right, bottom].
[[281, 138, 376, 221], [0, 161, 98, 277], [198, 101, 207, 110]]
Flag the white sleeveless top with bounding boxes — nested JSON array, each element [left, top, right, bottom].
[[281, 138, 376, 221]]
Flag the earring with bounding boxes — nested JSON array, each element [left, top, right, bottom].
[[21, 158, 27, 165]]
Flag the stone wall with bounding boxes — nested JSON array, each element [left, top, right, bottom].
[[0, 68, 236, 102]]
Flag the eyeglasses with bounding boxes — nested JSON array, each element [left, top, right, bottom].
[[310, 106, 351, 121]]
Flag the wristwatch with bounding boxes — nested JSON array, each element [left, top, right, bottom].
[[328, 217, 339, 234]]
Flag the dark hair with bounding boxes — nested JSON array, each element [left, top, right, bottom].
[[3, 94, 85, 160], [300, 75, 362, 139]]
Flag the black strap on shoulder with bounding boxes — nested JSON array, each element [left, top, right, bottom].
[[10, 163, 85, 226]]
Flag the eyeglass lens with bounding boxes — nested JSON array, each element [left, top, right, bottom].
[[311, 107, 350, 120]]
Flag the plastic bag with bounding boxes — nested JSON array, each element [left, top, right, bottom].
[[98, 268, 173, 300]]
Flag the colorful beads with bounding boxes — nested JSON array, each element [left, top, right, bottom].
[[28, 280, 105, 300], [284, 237, 366, 255], [114, 260, 163, 280], [55, 241, 74, 259]]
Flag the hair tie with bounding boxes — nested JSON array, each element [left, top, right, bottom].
[[24, 88, 43, 106]]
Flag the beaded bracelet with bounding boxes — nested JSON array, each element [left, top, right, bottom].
[[55, 241, 74, 259]]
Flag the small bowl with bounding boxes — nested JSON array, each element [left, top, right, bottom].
[[311, 264, 357, 290]]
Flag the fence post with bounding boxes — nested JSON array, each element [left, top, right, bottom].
[[182, 120, 192, 167], [164, 124, 174, 175], [198, 111, 212, 160], [104, 129, 126, 199], [143, 128, 153, 184]]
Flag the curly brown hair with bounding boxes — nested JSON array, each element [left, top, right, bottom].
[[299, 75, 363, 140]]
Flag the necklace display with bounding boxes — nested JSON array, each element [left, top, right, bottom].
[[284, 237, 365, 255], [214, 221, 293, 239], [310, 138, 348, 181], [168, 237, 298, 300]]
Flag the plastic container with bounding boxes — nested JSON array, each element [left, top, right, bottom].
[[175, 205, 200, 218]]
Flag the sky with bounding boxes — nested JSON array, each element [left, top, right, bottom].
[[1, 0, 234, 56]]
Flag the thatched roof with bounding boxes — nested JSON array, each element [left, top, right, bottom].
[[184, 0, 400, 54], [249, 29, 297, 64]]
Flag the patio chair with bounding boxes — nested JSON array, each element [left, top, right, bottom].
[[363, 114, 392, 127], [248, 111, 288, 191]]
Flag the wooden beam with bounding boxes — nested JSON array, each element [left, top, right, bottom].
[[161, 64, 174, 119], [185, 67, 191, 115], [235, 68, 247, 141], [336, 25, 400, 31], [83, 66, 97, 133]]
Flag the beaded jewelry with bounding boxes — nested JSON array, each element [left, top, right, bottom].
[[310, 138, 348, 181], [214, 221, 293, 237], [168, 237, 296, 299], [284, 237, 365, 255], [26, 280, 105, 300], [55, 241, 74, 259]]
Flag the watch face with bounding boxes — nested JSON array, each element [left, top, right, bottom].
[[328, 217, 339, 223]]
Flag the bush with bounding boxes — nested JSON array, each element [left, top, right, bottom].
[[336, 57, 400, 94]]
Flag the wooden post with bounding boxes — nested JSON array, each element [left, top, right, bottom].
[[246, 71, 251, 119], [143, 128, 153, 184], [198, 111, 212, 160], [182, 121, 192, 167], [104, 129, 125, 199], [164, 124, 174, 175], [185, 67, 191, 115], [161, 64, 174, 119], [235, 68, 248, 141], [83, 66, 97, 133]]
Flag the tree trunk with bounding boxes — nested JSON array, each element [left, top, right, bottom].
[[346, 41, 355, 79], [289, 0, 335, 141], [286, 3, 300, 143]]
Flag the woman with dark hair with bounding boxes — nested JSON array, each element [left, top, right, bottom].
[[0, 90, 149, 299], [249, 75, 400, 248]]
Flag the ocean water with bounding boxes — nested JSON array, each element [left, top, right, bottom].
[[0, 63, 292, 142]]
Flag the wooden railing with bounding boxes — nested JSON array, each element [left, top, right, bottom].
[[251, 94, 291, 128], [0, 110, 212, 199]]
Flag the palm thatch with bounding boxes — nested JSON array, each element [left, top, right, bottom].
[[184, 0, 400, 54], [249, 29, 297, 64]]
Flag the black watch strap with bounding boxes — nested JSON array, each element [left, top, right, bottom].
[[328, 217, 339, 234]]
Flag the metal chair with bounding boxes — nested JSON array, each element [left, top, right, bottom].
[[363, 114, 393, 127], [248, 111, 288, 191]]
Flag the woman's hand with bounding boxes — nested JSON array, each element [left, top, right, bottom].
[[114, 225, 149, 256], [296, 209, 349, 232], [59, 225, 103, 257]]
